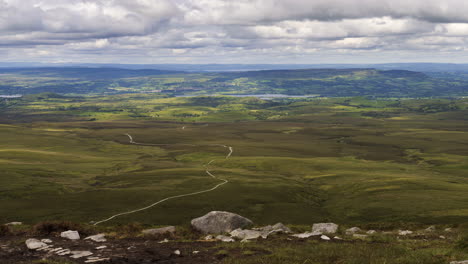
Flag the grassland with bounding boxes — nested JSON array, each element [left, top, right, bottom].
[[0, 95, 467, 228]]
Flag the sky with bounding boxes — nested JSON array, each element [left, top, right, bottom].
[[2, 0, 468, 64]]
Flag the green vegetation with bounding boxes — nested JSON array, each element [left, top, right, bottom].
[[0, 94, 466, 228], [1, 67, 468, 97]]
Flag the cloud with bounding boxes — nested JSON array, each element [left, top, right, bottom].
[[2, 0, 468, 63]]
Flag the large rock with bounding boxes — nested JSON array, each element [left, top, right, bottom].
[[312, 223, 339, 234], [142, 226, 176, 236], [254, 223, 292, 236], [191, 211, 253, 234], [25, 239, 47, 250], [60, 230, 80, 240]]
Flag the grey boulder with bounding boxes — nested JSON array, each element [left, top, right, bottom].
[[191, 211, 253, 234], [25, 239, 47, 250], [312, 223, 339, 234]]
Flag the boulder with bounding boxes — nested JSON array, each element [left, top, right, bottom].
[[345, 227, 362, 235], [142, 226, 176, 236], [291, 231, 321, 238], [60, 230, 80, 240], [191, 211, 253, 234], [84, 234, 106, 242], [254, 222, 292, 237], [230, 229, 262, 240], [25, 239, 47, 250], [215, 235, 235, 242], [312, 223, 339, 234]]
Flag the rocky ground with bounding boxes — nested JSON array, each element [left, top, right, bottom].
[[1, 211, 467, 264]]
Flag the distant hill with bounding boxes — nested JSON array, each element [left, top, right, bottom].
[[0, 67, 466, 97]]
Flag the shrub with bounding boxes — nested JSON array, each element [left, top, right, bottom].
[[32, 221, 92, 236]]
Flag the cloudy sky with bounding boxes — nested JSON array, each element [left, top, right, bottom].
[[2, 0, 468, 64]]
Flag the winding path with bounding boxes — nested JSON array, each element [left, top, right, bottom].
[[92, 133, 232, 225]]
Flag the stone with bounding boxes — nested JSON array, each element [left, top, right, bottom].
[[425, 226, 436, 232], [5, 222, 22, 226], [366, 230, 377, 235], [353, 234, 368, 239], [204, 235, 214, 240], [333, 236, 343, 240], [41, 239, 53, 243], [345, 227, 362, 235], [70, 251, 93, 259], [25, 239, 47, 250], [439, 235, 446, 239], [398, 230, 413, 236], [174, 250, 181, 255], [85, 258, 110, 263], [312, 223, 339, 234], [85, 234, 107, 242], [193, 251, 200, 254], [291, 231, 322, 238], [60, 230, 80, 240], [191, 211, 253, 234], [450, 261, 468, 264], [230, 229, 262, 240], [320, 235, 331, 240], [95, 246, 107, 250], [142, 226, 176, 236], [445, 228, 453, 232], [158, 238, 169, 243], [215, 235, 235, 242]]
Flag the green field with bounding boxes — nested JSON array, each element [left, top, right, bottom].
[[0, 95, 467, 227]]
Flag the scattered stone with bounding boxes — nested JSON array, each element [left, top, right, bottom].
[[60, 230, 80, 240], [425, 226, 436, 232], [445, 228, 453, 232], [312, 223, 339, 234], [230, 229, 262, 240], [49, 247, 63, 253], [191, 211, 253, 234], [36, 245, 53, 251], [366, 230, 377, 235], [70, 251, 93, 259], [345, 227, 362, 235], [95, 246, 107, 250], [193, 251, 200, 254], [5, 222, 22, 226], [41, 239, 53, 243], [215, 235, 235, 242], [398, 230, 413, 236], [439, 235, 446, 239], [450, 261, 468, 264], [85, 234, 107, 242], [158, 239, 169, 244], [333, 236, 343, 240], [142, 226, 176, 236], [25, 239, 47, 250], [85, 258, 110, 263], [173, 249, 181, 255], [320, 235, 331, 241], [204, 235, 214, 240], [353, 234, 368, 239], [57, 249, 71, 256], [291, 231, 322, 238]]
